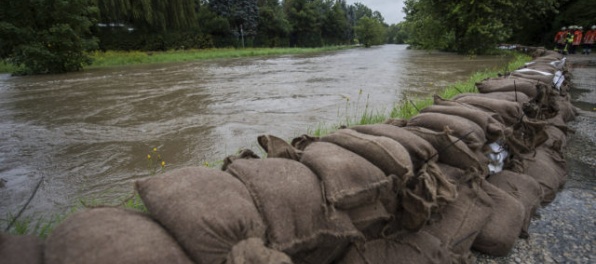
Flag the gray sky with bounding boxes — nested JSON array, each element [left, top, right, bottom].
[[346, 0, 405, 25]]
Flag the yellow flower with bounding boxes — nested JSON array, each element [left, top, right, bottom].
[[153, 147, 157, 152], [161, 161, 166, 167], [147, 154, 151, 159]]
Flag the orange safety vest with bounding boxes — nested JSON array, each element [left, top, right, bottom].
[[572, 30, 583, 45], [554, 30, 566, 44], [584, 30, 596, 44]]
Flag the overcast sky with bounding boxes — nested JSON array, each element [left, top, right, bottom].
[[346, 0, 405, 25]]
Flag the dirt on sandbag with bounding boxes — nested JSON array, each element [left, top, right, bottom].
[[135, 166, 266, 264], [486, 170, 543, 238], [44, 207, 193, 264], [476, 78, 541, 97], [0, 233, 43, 264], [336, 231, 451, 264], [299, 142, 391, 210], [452, 96, 524, 126], [320, 129, 414, 180], [407, 112, 487, 152], [451, 92, 530, 104], [226, 238, 292, 264], [258, 135, 302, 160], [405, 126, 488, 175], [472, 180, 525, 256], [348, 124, 439, 170], [225, 158, 362, 256]]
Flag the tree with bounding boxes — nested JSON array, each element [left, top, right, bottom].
[[256, 0, 290, 47], [386, 22, 409, 44], [321, 0, 351, 45], [284, 0, 325, 47], [355, 16, 386, 47], [96, 0, 198, 32], [0, 0, 99, 75], [210, 0, 259, 40]]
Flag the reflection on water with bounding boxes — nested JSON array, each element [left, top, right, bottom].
[[0, 45, 510, 218]]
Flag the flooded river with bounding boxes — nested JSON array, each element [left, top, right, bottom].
[[0, 45, 510, 220]]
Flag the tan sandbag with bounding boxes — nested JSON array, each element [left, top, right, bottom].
[[543, 125, 568, 152], [226, 238, 293, 264], [226, 158, 362, 255], [510, 72, 554, 85], [0, 233, 43, 264], [420, 102, 512, 142], [452, 96, 524, 126], [336, 231, 451, 264], [451, 92, 530, 104], [555, 97, 578, 122], [407, 112, 487, 151], [405, 126, 488, 175], [300, 142, 391, 209], [524, 62, 558, 74], [320, 129, 413, 180], [291, 134, 320, 151], [422, 177, 494, 257], [476, 77, 540, 97], [515, 149, 565, 205], [222, 149, 260, 171], [135, 167, 266, 264], [347, 200, 391, 239], [349, 124, 438, 170], [473, 181, 525, 256], [487, 170, 543, 237], [258, 135, 302, 160], [45, 208, 193, 264]]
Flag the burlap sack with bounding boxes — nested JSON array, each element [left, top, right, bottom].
[[543, 125, 568, 152], [453, 96, 525, 126], [407, 112, 487, 151], [347, 200, 391, 239], [473, 181, 525, 256], [135, 167, 266, 264], [422, 178, 494, 257], [45, 208, 193, 264], [0, 233, 43, 264], [349, 124, 438, 170], [510, 72, 554, 86], [516, 149, 565, 205], [487, 170, 543, 238], [222, 149, 260, 171], [405, 126, 488, 175], [320, 129, 413, 180], [300, 142, 391, 209], [555, 98, 578, 122], [524, 62, 558, 74], [451, 92, 530, 104], [476, 78, 540, 97], [420, 103, 512, 142], [336, 231, 451, 264], [291, 134, 320, 151], [226, 158, 362, 255], [258, 135, 302, 160], [226, 238, 292, 264], [534, 147, 568, 184]]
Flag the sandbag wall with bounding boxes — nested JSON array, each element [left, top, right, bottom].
[[1, 48, 576, 264]]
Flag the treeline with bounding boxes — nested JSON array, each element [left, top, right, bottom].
[[401, 0, 596, 54]]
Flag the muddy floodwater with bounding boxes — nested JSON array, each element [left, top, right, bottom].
[[0, 45, 511, 219]]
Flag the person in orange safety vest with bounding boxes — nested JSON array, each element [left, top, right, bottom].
[[583, 25, 596, 55], [571, 26, 583, 54], [554, 27, 567, 53]]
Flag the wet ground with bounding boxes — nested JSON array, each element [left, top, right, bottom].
[[476, 54, 596, 263]]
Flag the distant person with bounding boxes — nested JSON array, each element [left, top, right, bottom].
[[583, 25, 596, 55], [555, 27, 567, 53], [572, 26, 583, 54], [564, 27, 574, 55]]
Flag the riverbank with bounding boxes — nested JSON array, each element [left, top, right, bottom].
[[475, 54, 596, 263], [0, 46, 354, 74]]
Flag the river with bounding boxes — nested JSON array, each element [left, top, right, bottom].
[[0, 45, 510, 220]]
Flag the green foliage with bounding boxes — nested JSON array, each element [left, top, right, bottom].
[[386, 23, 409, 44], [0, 0, 99, 75], [355, 16, 386, 47]]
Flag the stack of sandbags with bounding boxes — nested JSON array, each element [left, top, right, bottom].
[[0, 232, 43, 264]]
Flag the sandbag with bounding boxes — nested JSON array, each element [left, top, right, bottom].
[[45, 208, 193, 264], [473, 181, 525, 256], [543, 125, 568, 152], [226, 238, 292, 264], [422, 177, 494, 258], [258, 135, 302, 160], [291, 134, 320, 151], [299, 142, 391, 209], [226, 158, 362, 256], [0, 233, 43, 264], [349, 124, 438, 170], [320, 129, 413, 180], [516, 149, 565, 205], [420, 102, 512, 142], [476, 78, 540, 97], [135, 167, 266, 264], [510, 72, 554, 86], [347, 200, 392, 238], [336, 231, 451, 264], [405, 126, 488, 175], [451, 92, 530, 104], [452, 96, 524, 126], [487, 170, 543, 237], [407, 112, 487, 151], [222, 149, 260, 171], [555, 98, 578, 122]]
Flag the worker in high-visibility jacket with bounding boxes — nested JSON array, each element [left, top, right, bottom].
[[583, 25, 596, 55], [564, 27, 574, 55], [554, 27, 567, 53], [571, 26, 583, 54]]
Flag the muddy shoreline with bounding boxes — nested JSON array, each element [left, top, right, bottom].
[[476, 54, 596, 263]]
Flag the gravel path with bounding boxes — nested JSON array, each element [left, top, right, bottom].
[[475, 54, 596, 263]]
